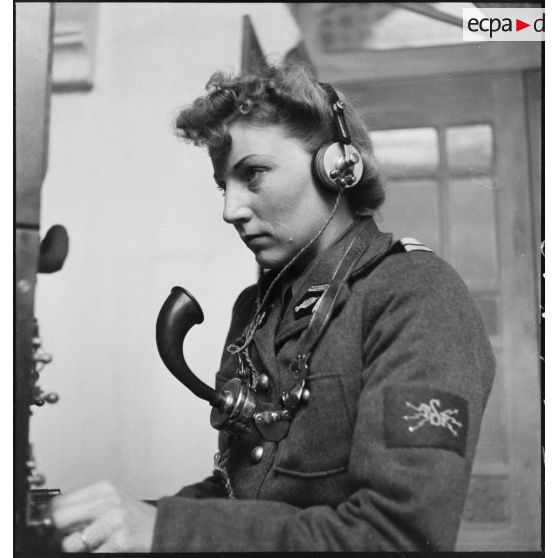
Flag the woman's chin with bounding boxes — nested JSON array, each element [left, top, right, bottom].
[[253, 249, 288, 270], [253, 246, 317, 271]]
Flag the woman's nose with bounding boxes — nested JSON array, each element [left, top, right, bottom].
[[222, 184, 252, 224]]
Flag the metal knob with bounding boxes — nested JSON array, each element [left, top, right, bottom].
[[33, 352, 52, 364], [44, 392, 59, 404], [250, 445, 264, 464], [257, 374, 270, 391], [28, 473, 46, 487], [348, 152, 360, 165]]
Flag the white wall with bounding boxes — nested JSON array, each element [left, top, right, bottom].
[[32, 3, 299, 499]]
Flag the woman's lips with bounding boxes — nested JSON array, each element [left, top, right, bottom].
[[242, 234, 269, 249]]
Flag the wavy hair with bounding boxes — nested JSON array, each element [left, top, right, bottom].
[[175, 63, 384, 214]]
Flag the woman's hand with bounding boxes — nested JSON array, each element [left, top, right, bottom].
[[49, 481, 157, 553]]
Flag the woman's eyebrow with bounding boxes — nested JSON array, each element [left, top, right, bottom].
[[232, 154, 257, 171], [213, 155, 252, 181], [232, 153, 278, 171]]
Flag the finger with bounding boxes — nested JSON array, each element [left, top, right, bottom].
[[62, 509, 123, 553], [49, 482, 121, 532], [92, 533, 127, 554], [50, 494, 116, 533], [77, 509, 122, 552], [61, 530, 93, 553]]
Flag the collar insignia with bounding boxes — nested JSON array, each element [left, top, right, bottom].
[[293, 284, 329, 320], [399, 237, 433, 253]]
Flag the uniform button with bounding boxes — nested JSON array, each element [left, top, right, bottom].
[[250, 445, 264, 464], [257, 374, 270, 391]]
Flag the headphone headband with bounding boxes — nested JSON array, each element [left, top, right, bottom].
[[319, 82, 352, 145], [312, 83, 364, 192]]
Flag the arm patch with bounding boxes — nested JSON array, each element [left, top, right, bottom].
[[383, 386, 468, 456]]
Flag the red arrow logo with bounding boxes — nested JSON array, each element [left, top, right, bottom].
[[516, 18, 530, 31]]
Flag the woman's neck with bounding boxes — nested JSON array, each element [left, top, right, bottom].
[[293, 201, 357, 271]]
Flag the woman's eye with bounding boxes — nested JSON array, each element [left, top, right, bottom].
[[245, 167, 266, 185]]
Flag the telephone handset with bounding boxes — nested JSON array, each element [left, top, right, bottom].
[[156, 287, 256, 434]]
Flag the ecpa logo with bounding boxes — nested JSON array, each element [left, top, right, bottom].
[[463, 8, 545, 41]]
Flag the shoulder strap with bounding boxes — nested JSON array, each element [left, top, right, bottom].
[[282, 232, 434, 415], [396, 237, 433, 253], [282, 220, 370, 415]]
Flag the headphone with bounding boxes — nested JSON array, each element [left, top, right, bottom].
[[312, 83, 364, 192]]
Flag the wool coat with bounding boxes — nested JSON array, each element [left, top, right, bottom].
[[152, 217, 495, 552]]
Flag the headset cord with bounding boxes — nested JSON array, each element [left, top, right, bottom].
[[227, 188, 343, 359]]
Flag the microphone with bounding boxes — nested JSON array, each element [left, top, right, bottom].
[[156, 286, 256, 434]]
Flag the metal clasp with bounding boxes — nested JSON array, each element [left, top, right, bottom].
[[253, 410, 291, 424]]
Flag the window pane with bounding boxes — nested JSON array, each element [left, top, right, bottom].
[[319, 3, 487, 52], [320, 3, 376, 52], [447, 124, 493, 173], [372, 128, 438, 177], [364, 6, 467, 49], [447, 177, 498, 288], [378, 179, 440, 253]]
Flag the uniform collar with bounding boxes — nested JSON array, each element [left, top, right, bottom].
[[263, 216, 393, 305], [252, 216, 393, 360]]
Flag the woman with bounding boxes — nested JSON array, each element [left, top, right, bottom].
[[50, 63, 495, 552]]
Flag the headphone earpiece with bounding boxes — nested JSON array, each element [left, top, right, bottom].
[[312, 83, 364, 192], [313, 142, 364, 192]]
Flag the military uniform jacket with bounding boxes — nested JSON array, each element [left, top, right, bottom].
[[153, 217, 495, 552]]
